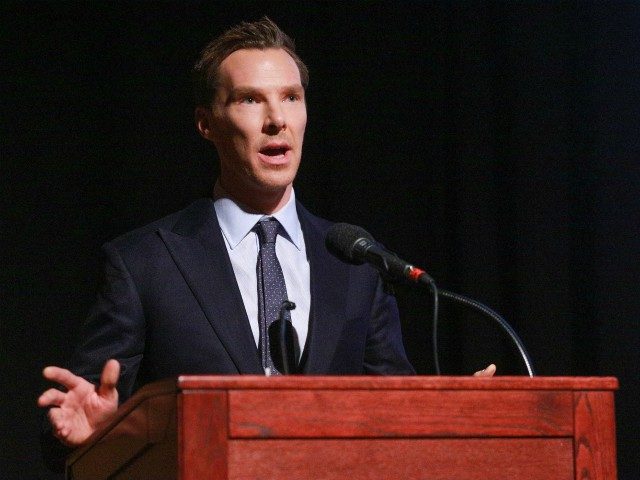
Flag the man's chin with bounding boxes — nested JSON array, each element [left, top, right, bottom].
[[255, 168, 297, 190], [257, 181, 294, 196]]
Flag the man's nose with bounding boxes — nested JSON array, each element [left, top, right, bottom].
[[263, 102, 286, 134]]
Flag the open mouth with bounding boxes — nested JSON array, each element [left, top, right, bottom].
[[258, 143, 291, 165], [259, 146, 289, 157]]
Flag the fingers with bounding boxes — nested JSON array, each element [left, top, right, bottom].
[[97, 359, 120, 399], [47, 408, 75, 445], [473, 363, 497, 377], [38, 388, 67, 408], [47, 407, 66, 431], [39, 360, 120, 447], [42, 366, 83, 390]]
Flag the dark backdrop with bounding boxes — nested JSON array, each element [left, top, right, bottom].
[[3, 2, 639, 478]]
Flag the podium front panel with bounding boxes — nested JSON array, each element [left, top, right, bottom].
[[66, 376, 617, 480]]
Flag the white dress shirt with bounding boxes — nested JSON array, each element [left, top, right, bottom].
[[213, 186, 311, 358]]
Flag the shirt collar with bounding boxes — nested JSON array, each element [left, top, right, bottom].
[[213, 183, 303, 251]]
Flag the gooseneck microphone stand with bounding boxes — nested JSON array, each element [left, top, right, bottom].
[[421, 276, 535, 377]]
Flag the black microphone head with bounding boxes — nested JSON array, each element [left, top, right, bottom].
[[325, 223, 374, 265]]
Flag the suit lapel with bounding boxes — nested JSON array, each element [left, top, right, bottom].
[[297, 203, 350, 373], [158, 199, 262, 374]]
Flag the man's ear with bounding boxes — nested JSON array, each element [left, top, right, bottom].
[[195, 106, 216, 142]]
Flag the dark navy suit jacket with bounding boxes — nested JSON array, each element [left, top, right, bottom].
[[42, 198, 414, 471], [69, 198, 414, 401]]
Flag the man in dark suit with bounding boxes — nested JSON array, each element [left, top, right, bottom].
[[38, 17, 415, 455]]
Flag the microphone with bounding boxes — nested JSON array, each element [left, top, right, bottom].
[[324, 222, 536, 377], [325, 223, 434, 285], [279, 300, 296, 375], [268, 300, 296, 374]]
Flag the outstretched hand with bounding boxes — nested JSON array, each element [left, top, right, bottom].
[[38, 359, 120, 447], [473, 363, 497, 377]]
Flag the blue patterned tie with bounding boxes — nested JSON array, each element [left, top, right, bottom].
[[256, 218, 288, 375]]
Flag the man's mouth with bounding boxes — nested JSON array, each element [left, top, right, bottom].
[[258, 143, 291, 164], [260, 146, 289, 157]]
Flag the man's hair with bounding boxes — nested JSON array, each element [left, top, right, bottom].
[[192, 17, 309, 107]]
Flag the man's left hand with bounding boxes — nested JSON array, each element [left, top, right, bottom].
[[473, 364, 496, 377]]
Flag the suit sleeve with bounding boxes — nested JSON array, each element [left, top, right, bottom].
[[363, 274, 416, 375], [69, 241, 146, 400], [41, 241, 146, 473]]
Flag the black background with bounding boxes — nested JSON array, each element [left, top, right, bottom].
[[3, 2, 639, 478]]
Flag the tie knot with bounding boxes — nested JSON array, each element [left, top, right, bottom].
[[258, 218, 280, 244]]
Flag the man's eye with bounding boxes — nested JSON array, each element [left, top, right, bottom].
[[286, 95, 299, 102], [241, 97, 256, 104]]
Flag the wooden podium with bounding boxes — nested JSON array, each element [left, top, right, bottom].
[[66, 376, 617, 480]]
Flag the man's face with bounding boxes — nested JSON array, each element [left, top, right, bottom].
[[201, 48, 307, 206]]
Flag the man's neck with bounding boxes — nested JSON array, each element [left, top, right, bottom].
[[213, 181, 293, 215]]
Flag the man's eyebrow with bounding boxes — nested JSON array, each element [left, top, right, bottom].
[[282, 84, 305, 94], [230, 84, 304, 96], [282, 84, 304, 91], [230, 87, 258, 97]]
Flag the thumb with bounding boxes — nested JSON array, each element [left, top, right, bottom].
[[97, 359, 120, 399], [473, 363, 497, 377]]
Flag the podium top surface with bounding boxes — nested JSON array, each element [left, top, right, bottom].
[[171, 375, 618, 391]]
